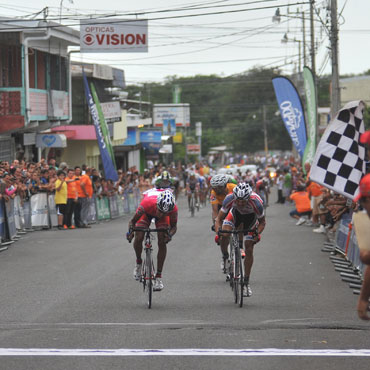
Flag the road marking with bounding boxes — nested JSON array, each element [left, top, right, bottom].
[[0, 349, 370, 357]]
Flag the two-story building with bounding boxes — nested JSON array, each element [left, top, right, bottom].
[[0, 18, 80, 162]]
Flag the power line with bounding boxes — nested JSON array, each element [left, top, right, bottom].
[[106, 54, 297, 66], [0, 2, 310, 30]]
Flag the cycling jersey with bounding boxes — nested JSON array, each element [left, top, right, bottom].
[[135, 189, 178, 229], [210, 183, 236, 206], [187, 178, 199, 191], [198, 176, 206, 189], [221, 191, 264, 219]]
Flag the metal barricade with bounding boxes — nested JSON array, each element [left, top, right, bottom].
[[4, 198, 17, 240], [109, 195, 119, 219], [87, 196, 97, 224], [48, 194, 58, 228], [13, 195, 25, 231]]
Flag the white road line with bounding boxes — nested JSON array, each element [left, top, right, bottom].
[[0, 349, 370, 357]]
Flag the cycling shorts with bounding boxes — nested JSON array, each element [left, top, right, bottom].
[[223, 208, 258, 241], [135, 214, 169, 230]]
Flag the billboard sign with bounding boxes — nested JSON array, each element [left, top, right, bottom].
[[80, 19, 148, 53], [153, 104, 190, 127], [187, 144, 200, 154], [140, 130, 162, 144], [101, 101, 121, 122], [163, 118, 176, 136]]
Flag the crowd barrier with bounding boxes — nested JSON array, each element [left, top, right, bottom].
[[333, 211, 365, 277], [0, 187, 141, 250]]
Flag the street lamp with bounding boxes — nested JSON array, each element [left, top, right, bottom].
[[281, 33, 302, 73], [272, 8, 281, 23], [59, 0, 74, 23]]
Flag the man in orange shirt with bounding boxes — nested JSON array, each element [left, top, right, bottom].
[[289, 184, 312, 225], [74, 166, 93, 228], [307, 180, 327, 233], [79, 167, 94, 228], [64, 168, 78, 229]]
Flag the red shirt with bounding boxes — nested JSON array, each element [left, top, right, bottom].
[[136, 190, 178, 226]]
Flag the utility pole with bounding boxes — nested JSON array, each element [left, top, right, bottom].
[[330, 0, 341, 116], [310, 0, 316, 76], [302, 10, 307, 66], [310, 0, 320, 148]]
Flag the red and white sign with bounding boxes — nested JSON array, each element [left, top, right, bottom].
[[80, 19, 148, 53], [187, 144, 200, 154]]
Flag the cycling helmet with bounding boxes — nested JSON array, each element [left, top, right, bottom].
[[160, 170, 170, 181], [157, 190, 175, 213], [233, 182, 252, 200], [210, 174, 228, 188]]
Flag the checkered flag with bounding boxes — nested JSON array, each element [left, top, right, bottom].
[[310, 100, 366, 200]]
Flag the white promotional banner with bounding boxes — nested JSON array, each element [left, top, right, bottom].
[[153, 104, 190, 127], [80, 19, 148, 53], [31, 193, 49, 227]]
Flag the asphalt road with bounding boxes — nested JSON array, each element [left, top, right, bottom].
[[0, 191, 369, 369]]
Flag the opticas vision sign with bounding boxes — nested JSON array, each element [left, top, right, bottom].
[[80, 19, 148, 53]]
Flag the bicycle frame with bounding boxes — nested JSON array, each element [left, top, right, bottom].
[[131, 227, 169, 309], [219, 228, 251, 308]]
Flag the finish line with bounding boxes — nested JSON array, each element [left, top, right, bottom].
[[1, 348, 370, 357]]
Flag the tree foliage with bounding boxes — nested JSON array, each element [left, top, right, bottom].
[[126, 68, 347, 155]]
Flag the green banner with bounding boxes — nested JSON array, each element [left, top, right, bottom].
[[90, 82, 117, 167], [302, 66, 317, 169]]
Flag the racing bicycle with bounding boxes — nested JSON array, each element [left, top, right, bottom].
[[129, 227, 169, 309], [219, 229, 251, 308]]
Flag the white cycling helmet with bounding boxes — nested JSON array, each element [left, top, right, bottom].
[[233, 182, 252, 200], [157, 190, 175, 213], [210, 174, 228, 188]]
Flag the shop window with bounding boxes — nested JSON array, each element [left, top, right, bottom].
[[50, 54, 68, 92], [28, 48, 36, 88], [0, 45, 22, 87], [37, 51, 46, 90]]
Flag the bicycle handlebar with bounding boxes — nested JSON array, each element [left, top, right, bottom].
[[218, 229, 255, 234], [130, 227, 169, 233]]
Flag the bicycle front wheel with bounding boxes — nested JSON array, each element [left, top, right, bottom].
[[145, 249, 153, 309], [190, 194, 195, 217], [233, 246, 244, 307]]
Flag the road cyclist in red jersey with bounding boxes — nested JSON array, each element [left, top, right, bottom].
[[127, 189, 178, 291], [215, 182, 266, 297]]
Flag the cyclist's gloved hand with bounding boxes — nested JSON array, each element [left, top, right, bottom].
[[165, 233, 172, 243], [126, 228, 134, 243], [215, 234, 220, 245], [211, 225, 215, 232], [248, 231, 260, 243]]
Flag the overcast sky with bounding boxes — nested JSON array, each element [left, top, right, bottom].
[[1, 0, 369, 84]]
